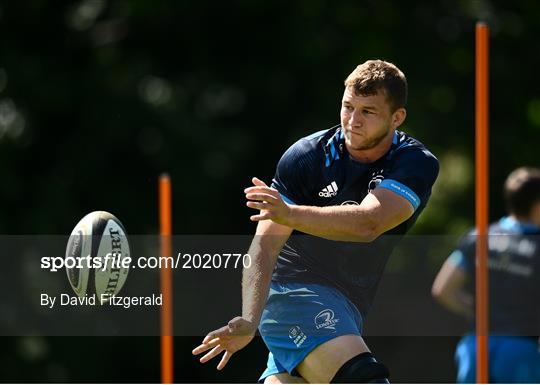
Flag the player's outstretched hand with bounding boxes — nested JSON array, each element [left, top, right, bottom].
[[192, 316, 256, 370], [245, 177, 291, 223]]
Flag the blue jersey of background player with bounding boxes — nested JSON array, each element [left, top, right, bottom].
[[433, 167, 540, 383], [194, 60, 439, 383]]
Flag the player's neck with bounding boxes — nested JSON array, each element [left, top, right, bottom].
[[509, 214, 539, 227], [347, 130, 394, 164]]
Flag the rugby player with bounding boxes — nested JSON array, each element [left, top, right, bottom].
[[193, 60, 439, 383], [432, 167, 540, 383]]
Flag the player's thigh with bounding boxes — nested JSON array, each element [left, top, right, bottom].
[[296, 334, 370, 384], [264, 373, 307, 384]]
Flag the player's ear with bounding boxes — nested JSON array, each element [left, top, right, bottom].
[[391, 108, 406, 129]]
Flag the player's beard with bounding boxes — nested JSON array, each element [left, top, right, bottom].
[[345, 125, 391, 151]]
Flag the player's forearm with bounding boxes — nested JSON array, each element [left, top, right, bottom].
[[434, 289, 473, 318], [281, 205, 379, 242], [241, 234, 284, 325], [452, 292, 474, 318]]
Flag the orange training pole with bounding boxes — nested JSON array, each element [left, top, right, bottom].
[[159, 174, 174, 383], [475, 22, 489, 384]]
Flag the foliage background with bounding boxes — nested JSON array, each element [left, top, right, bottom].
[[1, 0, 539, 382]]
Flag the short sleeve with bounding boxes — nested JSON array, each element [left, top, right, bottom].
[[377, 148, 439, 211], [270, 139, 318, 205]]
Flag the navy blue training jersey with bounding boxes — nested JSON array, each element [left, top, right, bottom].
[[450, 217, 540, 336], [270, 125, 439, 317]]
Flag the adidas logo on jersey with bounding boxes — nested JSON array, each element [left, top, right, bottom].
[[319, 181, 338, 197]]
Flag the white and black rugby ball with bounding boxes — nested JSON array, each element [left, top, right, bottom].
[[65, 211, 130, 301]]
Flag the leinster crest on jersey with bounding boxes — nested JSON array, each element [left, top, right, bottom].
[[368, 169, 385, 193]]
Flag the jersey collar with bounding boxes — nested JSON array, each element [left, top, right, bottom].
[[324, 127, 345, 166]]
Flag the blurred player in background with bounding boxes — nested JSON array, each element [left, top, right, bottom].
[[432, 167, 540, 383], [194, 60, 439, 383]]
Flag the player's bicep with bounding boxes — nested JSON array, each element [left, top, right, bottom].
[[360, 188, 414, 236]]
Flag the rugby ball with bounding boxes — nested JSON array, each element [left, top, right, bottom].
[[65, 211, 130, 302]]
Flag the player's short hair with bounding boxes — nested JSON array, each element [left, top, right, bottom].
[[344, 60, 407, 112], [504, 167, 540, 217]]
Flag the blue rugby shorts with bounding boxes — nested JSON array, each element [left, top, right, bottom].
[[258, 281, 363, 381]]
